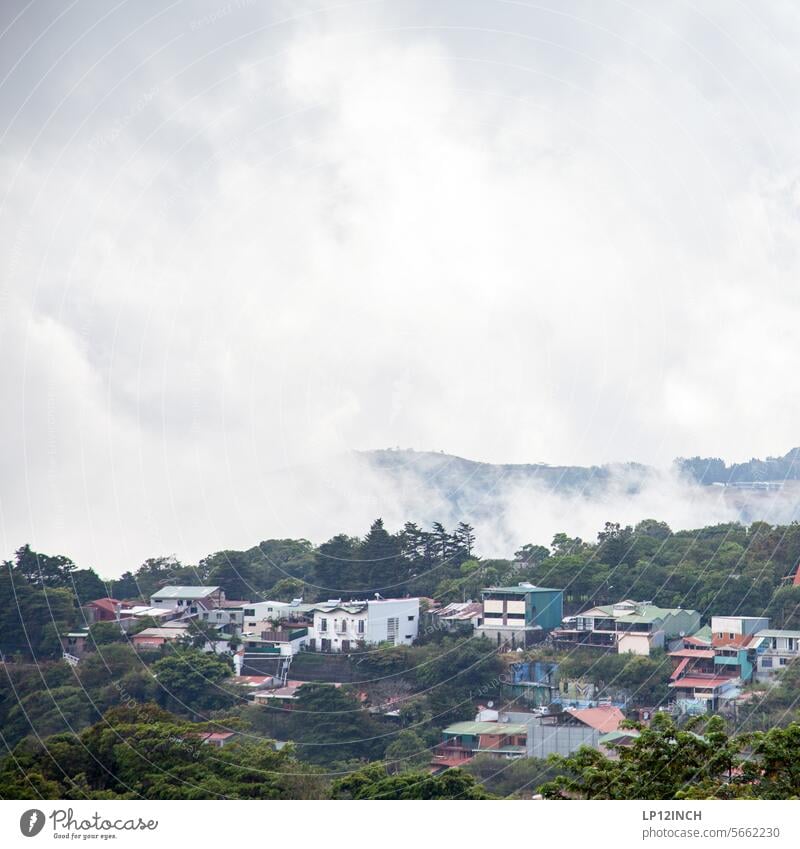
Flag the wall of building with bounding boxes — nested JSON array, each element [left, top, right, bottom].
[[367, 599, 419, 646], [530, 589, 564, 630], [503, 711, 599, 758], [617, 632, 656, 656]]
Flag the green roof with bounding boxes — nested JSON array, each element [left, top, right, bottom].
[[484, 585, 561, 594], [443, 721, 529, 736], [692, 625, 713, 641], [599, 730, 640, 744], [589, 602, 697, 624]]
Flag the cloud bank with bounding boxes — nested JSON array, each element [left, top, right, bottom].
[[1, 1, 799, 573]]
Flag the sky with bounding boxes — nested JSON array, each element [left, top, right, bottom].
[[1, 1, 800, 574]]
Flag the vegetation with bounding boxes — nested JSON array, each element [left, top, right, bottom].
[[2, 515, 800, 799], [540, 712, 800, 799]]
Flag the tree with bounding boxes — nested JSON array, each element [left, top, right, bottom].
[[0, 704, 326, 799], [514, 543, 550, 567], [359, 519, 404, 591], [9, 544, 78, 588], [288, 683, 384, 765], [313, 534, 361, 597], [384, 730, 430, 773], [539, 713, 743, 799], [331, 763, 493, 799], [151, 649, 235, 716], [202, 551, 258, 600], [454, 522, 477, 558], [69, 569, 107, 603]]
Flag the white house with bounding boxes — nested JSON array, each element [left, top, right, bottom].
[[309, 598, 420, 652], [753, 629, 800, 680]]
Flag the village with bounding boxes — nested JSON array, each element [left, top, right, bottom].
[[61, 564, 800, 774]]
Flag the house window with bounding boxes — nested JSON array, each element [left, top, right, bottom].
[[729, 633, 734, 639], [407, 615, 415, 621], [244, 608, 255, 617], [762, 658, 773, 668], [780, 658, 788, 666], [319, 618, 328, 632], [216, 612, 223, 620], [358, 620, 365, 634]]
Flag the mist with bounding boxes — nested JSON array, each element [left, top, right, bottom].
[[2, 1, 800, 575]]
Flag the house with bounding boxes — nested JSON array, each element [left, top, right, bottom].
[[197, 731, 236, 748], [308, 597, 420, 652], [669, 674, 741, 713], [710, 615, 769, 646], [149, 586, 225, 615], [667, 616, 764, 712], [475, 583, 563, 649], [552, 599, 701, 655], [60, 631, 91, 663], [239, 600, 307, 632], [427, 601, 483, 633], [241, 622, 310, 657], [502, 709, 612, 758], [131, 624, 190, 649], [501, 659, 560, 707], [752, 629, 800, 680], [561, 705, 626, 734], [81, 597, 128, 624], [431, 720, 529, 769]]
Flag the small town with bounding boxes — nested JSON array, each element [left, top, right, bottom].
[[56, 561, 800, 776], [3, 0, 800, 831]]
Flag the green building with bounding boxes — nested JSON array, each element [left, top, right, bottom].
[[476, 582, 564, 649]]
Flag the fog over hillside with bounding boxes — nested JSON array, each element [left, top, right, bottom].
[[254, 447, 800, 566], [4, 2, 800, 573]]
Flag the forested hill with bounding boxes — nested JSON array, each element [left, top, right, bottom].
[[364, 447, 800, 492], [364, 449, 648, 495], [359, 447, 800, 529]]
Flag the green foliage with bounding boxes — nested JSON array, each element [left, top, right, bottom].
[[465, 753, 561, 798], [151, 649, 235, 716], [0, 704, 326, 799], [538, 712, 800, 800], [0, 561, 76, 658], [384, 730, 430, 773], [288, 683, 386, 765], [331, 762, 493, 799]]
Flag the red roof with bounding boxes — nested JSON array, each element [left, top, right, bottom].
[[669, 675, 734, 690], [566, 706, 625, 733], [669, 649, 715, 659], [87, 597, 122, 613]]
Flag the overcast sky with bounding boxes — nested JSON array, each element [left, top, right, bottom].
[[2, 1, 799, 574]]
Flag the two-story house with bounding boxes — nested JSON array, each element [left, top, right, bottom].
[[553, 599, 701, 655], [308, 597, 420, 652], [475, 583, 563, 649]]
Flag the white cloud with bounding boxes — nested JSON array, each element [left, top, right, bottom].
[[1, 1, 799, 573]]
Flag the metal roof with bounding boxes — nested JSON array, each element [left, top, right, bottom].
[[443, 721, 529, 736], [483, 585, 561, 594], [755, 629, 800, 639], [151, 586, 221, 599], [583, 601, 697, 624]]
